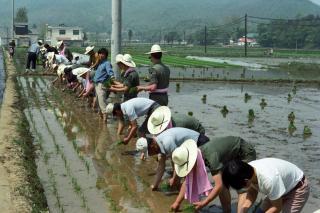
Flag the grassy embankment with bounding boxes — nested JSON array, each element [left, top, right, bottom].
[[1, 48, 48, 212]]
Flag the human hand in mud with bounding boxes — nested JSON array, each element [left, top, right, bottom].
[[123, 137, 130, 145], [150, 184, 158, 191], [193, 200, 206, 210], [170, 202, 181, 212], [140, 152, 146, 161]]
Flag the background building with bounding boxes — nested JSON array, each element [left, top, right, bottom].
[[45, 24, 84, 47]]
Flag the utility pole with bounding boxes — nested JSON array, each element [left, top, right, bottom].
[[111, 0, 122, 79], [204, 25, 207, 54], [245, 13, 248, 57], [12, 0, 15, 39]]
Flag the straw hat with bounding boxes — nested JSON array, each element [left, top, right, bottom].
[[106, 103, 114, 114], [145, 44, 167, 54], [172, 139, 198, 177], [56, 40, 64, 49], [147, 106, 171, 135], [57, 64, 67, 76], [47, 52, 55, 64], [72, 67, 90, 78], [115, 54, 123, 63], [136, 137, 148, 157], [84, 46, 95, 55], [116, 54, 136, 68]]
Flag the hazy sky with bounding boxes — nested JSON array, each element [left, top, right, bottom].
[[310, 0, 320, 5]]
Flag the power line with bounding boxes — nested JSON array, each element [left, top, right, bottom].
[[248, 20, 320, 27], [248, 15, 319, 22]]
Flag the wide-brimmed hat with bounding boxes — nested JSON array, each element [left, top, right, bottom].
[[145, 44, 167, 54], [56, 40, 64, 49], [106, 103, 114, 114], [57, 64, 67, 76], [72, 67, 90, 78], [147, 106, 171, 135], [172, 139, 198, 177], [47, 52, 55, 64], [136, 137, 148, 157], [117, 54, 136, 68], [38, 40, 43, 45], [84, 46, 95, 55]]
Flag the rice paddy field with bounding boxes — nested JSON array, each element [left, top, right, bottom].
[[6, 46, 320, 212]]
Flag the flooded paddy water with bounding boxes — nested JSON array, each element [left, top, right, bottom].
[[17, 74, 320, 212], [137, 65, 320, 81]]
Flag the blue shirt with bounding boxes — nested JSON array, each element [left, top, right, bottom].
[[156, 127, 200, 156], [28, 43, 40, 54], [93, 60, 114, 83], [120, 98, 155, 121]]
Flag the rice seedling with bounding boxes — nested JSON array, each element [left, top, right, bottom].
[[288, 112, 295, 122], [260, 98, 267, 109], [220, 105, 229, 118], [182, 204, 196, 212], [244, 93, 251, 103], [292, 85, 297, 95], [288, 94, 292, 103], [288, 121, 297, 134], [248, 109, 255, 122], [303, 126, 312, 136]]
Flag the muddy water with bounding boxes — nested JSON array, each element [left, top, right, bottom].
[[19, 75, 319, 212], [168, 81, 320, 212], [137, 66, 320, 81]]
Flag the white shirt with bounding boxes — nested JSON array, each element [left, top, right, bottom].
[[120, 98, 155, 121], [55, 54, 70, 65], [249, 158, 304, 200], [156, 127, 199, 156]]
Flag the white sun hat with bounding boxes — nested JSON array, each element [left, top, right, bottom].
[[145, 44, 167, 54], [136, 137, 148, 153], [84, 46, 95, 55], [106, 103, 114, 114], [172, 139, 198, 177], [56, 40, 64, 49], [57, 64, 67, 76], [115, 54, 124, 63], [72, 67, 90, 78], [118, 54, 136, 68], [47, 52, 55, 65], [147, 106, 171, 135]]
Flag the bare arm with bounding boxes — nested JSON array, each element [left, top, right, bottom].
[[170, 180, 186, 211], [152, 154, 166, 190], [117, 118, 125, 135], [123, 120, 138, 144], [137, 83, 157, 92], [237, 187, 258, 213], [109, 85, 128, 93], [193, 172, 223, 210], [265, 199, 282, 213]]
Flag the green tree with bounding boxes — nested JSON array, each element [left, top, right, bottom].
[[15, 7, 28, 22]]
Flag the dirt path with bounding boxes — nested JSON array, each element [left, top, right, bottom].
[[0, 50, 46, 212]]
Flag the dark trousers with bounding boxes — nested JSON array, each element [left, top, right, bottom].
[[26, 52, 37, 69]]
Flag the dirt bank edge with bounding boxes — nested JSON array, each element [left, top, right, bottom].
[[0, 49, 47, 212]]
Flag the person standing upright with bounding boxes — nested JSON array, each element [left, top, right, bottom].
[[8, 40, 16, 59], [137, 44, 170, 106], [93, 48, 114, 122], [26, 40, 43, 72]]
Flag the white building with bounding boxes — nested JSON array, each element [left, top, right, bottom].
[[45, 24, 84, 47]]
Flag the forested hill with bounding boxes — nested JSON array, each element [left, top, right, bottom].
[[0, 0, 320, 32]]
